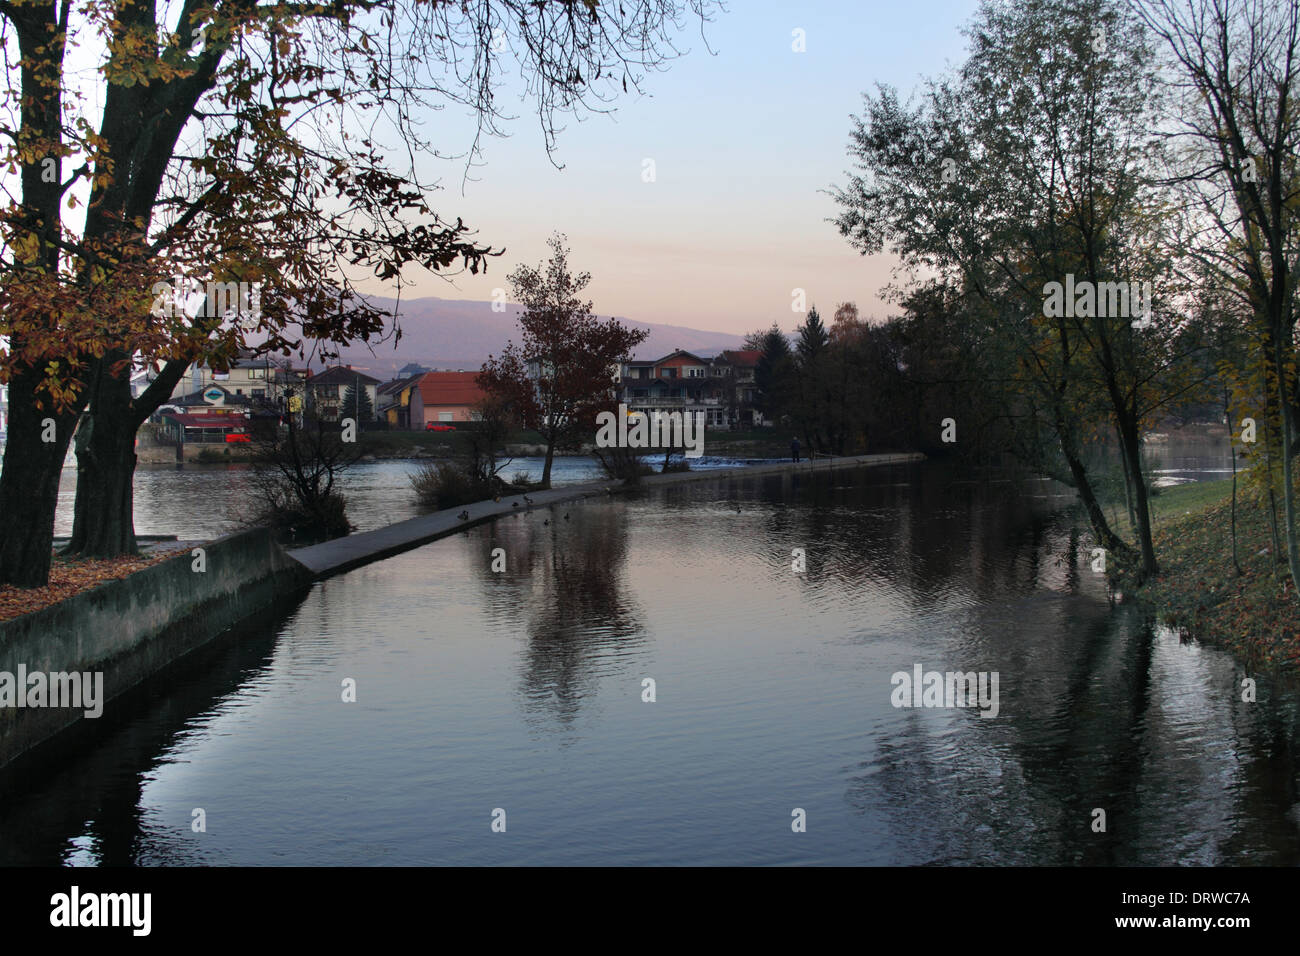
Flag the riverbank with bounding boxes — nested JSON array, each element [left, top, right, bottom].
[[1138, 477, 1300, 666]]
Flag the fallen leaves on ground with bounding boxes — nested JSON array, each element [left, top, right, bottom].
[[0, 552, 171, 624], [1140, 486, 1300, 668]]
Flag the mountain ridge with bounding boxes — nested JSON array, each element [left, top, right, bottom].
[[319, 294, 745, 379]]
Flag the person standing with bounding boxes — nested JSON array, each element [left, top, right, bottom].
[[791, 436, 801, 463]]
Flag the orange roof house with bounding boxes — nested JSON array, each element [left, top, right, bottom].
[[409, 371, 487, 427]]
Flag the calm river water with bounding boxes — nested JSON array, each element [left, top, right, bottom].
[[3, 432, 1299, 866]]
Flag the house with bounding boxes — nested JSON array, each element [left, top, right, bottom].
[[157, 348, 305, 410], [614, 348, 765, 430], [617, 349, 724, 427], [304, 365, 381, 422], [376, 375, 424, 429], [410, 371, 486, 426], [711, 349, 764, 428], [166, 384, 251, 411], [158, 411, 252, 444]]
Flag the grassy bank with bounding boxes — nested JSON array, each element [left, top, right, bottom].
[[1137, 476, 1300, 666]]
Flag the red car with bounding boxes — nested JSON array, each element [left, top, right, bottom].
[[425, 423, 456, 432]]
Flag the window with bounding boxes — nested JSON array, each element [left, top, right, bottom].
[[249, 367, 266, 380], [439, 411, 454, 422]]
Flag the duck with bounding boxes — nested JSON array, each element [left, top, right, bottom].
[[512, 501, 520, 508], [457, 510, 470, 521], [543, 518, 550, 526]]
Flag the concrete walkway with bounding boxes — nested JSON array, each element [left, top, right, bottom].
[[286, 452, 924, 579]]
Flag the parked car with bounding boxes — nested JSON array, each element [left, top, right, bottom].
[[425, 422, 456, 432]]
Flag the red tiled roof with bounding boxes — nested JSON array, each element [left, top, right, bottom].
[[719, 349, 761, 367], [416, 371, 486, 406]]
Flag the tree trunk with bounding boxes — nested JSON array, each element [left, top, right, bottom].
[[1116, 422, 1136, 529], [64, 355, 196, 557], [1116, 411, 1158, 580], [1227, 397, 1241, 576], [541, 426, 556, 489], [64, 353, 144, 557], [0, 365, 82, 586], [1061, 433, 1134, 562], [1273, 330, 1300, 593]]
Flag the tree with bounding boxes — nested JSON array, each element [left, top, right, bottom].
[[1135, 0, 1300, 592], [248, 401, 359, 540], [832, 0, 1186, 580], [0, 0, 717, 586], [754, 323, 794, 425], [466, 393, 520, 491], [479, 233, 648, 488], [793, 306, 830, 453], [341, 382, 374, 426]]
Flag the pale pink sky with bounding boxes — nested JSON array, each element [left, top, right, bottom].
[[358, 1, 978, 337]]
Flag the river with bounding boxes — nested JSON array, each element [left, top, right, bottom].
[[3, 432, 1298, 866]]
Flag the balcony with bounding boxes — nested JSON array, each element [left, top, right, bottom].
[[624, 396, 721, 407]]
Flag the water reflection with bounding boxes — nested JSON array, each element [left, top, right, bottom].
[[472, 505, 647, 729], [1, 457, 1297, 865], [0, 595, 304, 866]]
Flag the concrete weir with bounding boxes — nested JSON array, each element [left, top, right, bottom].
[[286, 452, 924, 578]]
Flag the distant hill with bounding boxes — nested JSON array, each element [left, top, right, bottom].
[[314, 295, 744, 380]]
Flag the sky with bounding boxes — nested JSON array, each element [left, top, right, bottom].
[[383, 0, 981, 337]]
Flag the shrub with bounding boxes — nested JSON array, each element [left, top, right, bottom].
[[246, 415, 357, 540], [593, 446, 653, 483], [409, 461, 496, 509]]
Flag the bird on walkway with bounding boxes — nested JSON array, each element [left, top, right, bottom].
[[734, 503, 742, 513], [457, 510, 470, 521], [563, 513, 570, 520], [494, 495, 501, 502], [543, 518, 550, 526], [512, 501, 520, 508], [523, 494, 534, 506]]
